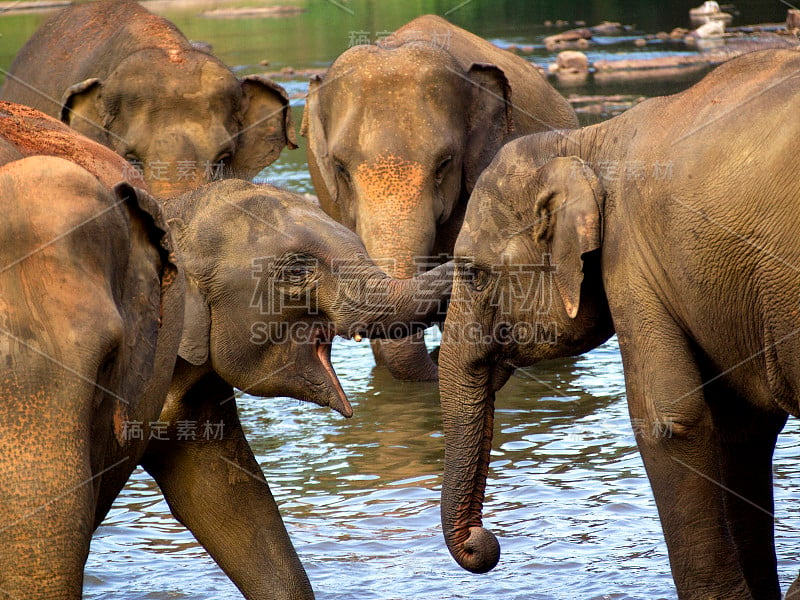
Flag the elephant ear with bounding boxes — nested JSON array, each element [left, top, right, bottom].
[[60, 78, 108, 142], [112, 182, 180, 446], [231, 74, 298, 179], [167, 217, 212, 366], [300, 74, 341, 221], [464, 63, 514, 194], [178, 275, 211, 366], [531, 157, 604, 319]]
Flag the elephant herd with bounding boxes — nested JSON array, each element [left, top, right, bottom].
[[0, 0, 798, 598]]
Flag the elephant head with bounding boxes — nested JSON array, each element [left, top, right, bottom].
[[438, 144, 614, 572], [302, 40, 513, 381], [164, 179, 452, 417], [60, 51, 296, 198]]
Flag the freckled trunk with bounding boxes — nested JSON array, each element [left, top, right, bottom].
[[354, 159, 441, 381], [144, 130, 211, 199], [438, 316, 501, 573], [147, 168, 206, 199], [361, 231, 441, 379]]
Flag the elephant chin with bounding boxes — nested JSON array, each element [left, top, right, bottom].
[[308, 326, 353, 418], [278, 324, 353, 418]]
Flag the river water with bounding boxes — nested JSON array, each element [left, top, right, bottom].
[[1, 1, 799, 598]]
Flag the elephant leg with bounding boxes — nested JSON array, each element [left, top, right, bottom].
[[714, 389, 785, 600], [141, 376, 314, 600], [0, 382, 94, 598], [371, 334, 438, 381], [615, 307, 751, 599]]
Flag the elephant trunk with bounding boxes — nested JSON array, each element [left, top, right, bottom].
[[338, 261, 453, 340], [353, 157, 443, 380], [365, 253, 441, 380], [148, 173, 204, 199], [143, 128, 215, 199], [438, 322, 501, 574]]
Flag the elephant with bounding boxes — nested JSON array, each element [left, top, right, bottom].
[[0, 103, 452, 598], [438, 48, 800, 599], [301, 14, 578, 381], [0, 154, 180, 597], [141, 178, 453, 599], [0, 0, 296, 198]]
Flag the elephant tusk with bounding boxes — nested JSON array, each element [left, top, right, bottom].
[[354, 333, 363, 342]]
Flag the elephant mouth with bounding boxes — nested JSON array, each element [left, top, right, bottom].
[[312, 326, 353, 418]]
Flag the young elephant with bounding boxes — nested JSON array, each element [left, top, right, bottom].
[[439, 48, 800, 599], [1, 0, 296, 197], [141, 179, 453, 599], [0, 155, 180, 597], [302, 14, 577, 381], [0, 103, 451, 598]]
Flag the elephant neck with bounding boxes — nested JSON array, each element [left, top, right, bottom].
[[164, 359, 231, 411]]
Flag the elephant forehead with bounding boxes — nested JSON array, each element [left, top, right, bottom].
[[461, 185, 513, 254], [327, 45, 461, 116], [111, 51, 237, 104], [333, 43, 455, 80], [354, 154, 425, 208]]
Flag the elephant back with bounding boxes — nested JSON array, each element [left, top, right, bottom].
[[385, 14, 579, 133], [0, 101, 147, 190]]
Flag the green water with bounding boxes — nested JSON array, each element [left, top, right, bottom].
[[0, 1, 789, 77]]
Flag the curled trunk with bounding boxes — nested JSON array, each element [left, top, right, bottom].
[[438, 330, 501, 573], [372, 335, 439, 381]]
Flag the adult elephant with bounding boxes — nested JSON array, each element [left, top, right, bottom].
[[0, 0, 296, 198], [0, 103, 452, 598], [438, 48, 800, 599], [0, 101, 151, 189], [0, 154, 180, 597], [302, 14, 577, 381]]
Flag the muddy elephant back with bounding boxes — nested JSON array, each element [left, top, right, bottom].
[[0, 102, 148, 190], [389, 14, 578, 133]]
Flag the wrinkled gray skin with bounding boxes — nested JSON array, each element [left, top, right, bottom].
[[141, 179, 453, 600], [302, 14, 577, 381], [0, 0, 296, 198], [0, 155, 180, 598], [440, 49, 800, 599]]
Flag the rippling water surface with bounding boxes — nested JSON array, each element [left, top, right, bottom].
[[83, 333, 800, 599], [1, 1, 797, 598]]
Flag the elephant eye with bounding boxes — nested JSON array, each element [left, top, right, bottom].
[[283, 265, 312, 284], [214, 151, 233, 165], [435, 155, 453, 185], [465, 264, 491, 292], [334, 160, 351, 184], [277, 255, 317, 287], [123, 152, 143, 175]]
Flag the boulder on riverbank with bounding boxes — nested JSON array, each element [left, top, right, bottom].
[[689, 1, 734, 26]]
